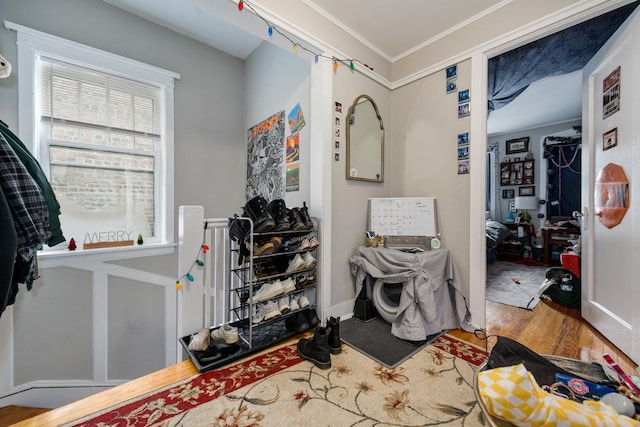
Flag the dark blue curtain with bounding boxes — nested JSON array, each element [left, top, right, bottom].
[[545, 141, 581, 220], [488, 2, 639, 112]]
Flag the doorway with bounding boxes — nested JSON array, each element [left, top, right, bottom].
[[484, 3, 637, 320]]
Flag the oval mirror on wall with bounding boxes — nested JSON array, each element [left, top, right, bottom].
[[345, 94, 384, 183]]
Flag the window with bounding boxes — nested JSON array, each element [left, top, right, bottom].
[[9, 22, 179, 254]]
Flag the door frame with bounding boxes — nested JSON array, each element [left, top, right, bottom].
[[468, 0, 637, 327]]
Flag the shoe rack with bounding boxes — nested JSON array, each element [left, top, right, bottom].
[[228, 216, 319, 352], [177, 210, 320, 373]]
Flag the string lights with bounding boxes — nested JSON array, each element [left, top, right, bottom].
[[236, 0, 373, 72], [175, 224, 210, 291]]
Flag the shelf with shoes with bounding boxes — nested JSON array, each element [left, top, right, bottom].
[[178, 197, 322, 372], [227, 196, 321, 356]]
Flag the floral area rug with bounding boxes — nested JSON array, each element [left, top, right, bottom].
[[486, 260, 546, 310], [68, 333, 488, 427]]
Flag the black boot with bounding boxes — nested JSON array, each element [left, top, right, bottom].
[[243, 196, 275, 232], [287, 208, 306, 231], [268, 199, 290, 231], [303, 307, 321, 327], [297, 326, 331, 369], [285, 312, 310, 333], [298, 201, 314, 230], [327, 316, 342, 354]]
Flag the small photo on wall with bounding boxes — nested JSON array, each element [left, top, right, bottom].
[[458, 132, 469, 146], [446, 65, 457, 79], [458, 146, 469, 160], [603, 127, 617, 151], [502, 189, 515, 199], [446, 79, 457, 94], [458, 89, 470, 103], [458, 102, 470, 118], [458, 160, 469, 175]]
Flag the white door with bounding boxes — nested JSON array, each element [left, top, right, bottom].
[[581, 7, 640, 363]]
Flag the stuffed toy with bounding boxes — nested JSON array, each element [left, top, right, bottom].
[[0, 52, 12, 78]]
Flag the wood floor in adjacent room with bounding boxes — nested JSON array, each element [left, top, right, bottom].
[[3, 298, 638, 426], [450, 298, 638, 375]]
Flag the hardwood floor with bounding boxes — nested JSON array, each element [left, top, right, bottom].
[[449, 299, 638, 375], [5, 299, 638, 426]]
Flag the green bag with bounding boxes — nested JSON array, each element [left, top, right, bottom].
[[542, 267, 581, 308]]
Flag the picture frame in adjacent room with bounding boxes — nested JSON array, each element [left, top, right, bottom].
[[506, 137, 529, 154], [502, 189, 515, 199], [519, 186, 535, 196]]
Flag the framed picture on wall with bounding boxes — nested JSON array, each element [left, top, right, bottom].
[[502, 189, 515, 199], [519, 186, 535, 196], [506, 137, 529, 154], [603, 127, 618, 151]]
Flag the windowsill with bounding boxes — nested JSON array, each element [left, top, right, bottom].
[[37, 242, 176, 268]]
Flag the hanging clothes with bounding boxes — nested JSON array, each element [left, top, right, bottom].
[[0, 188, 18, 317], [545, 140, 581, 219], [0, 120, 65, 246], [0, 131, 48, 316]]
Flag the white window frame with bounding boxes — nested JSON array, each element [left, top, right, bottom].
[[6, 21, 179, 263]]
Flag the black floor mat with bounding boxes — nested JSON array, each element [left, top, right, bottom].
[[339, 316, 443, 368]]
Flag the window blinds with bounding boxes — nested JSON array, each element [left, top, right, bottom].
[[38, 56, 161, 137]]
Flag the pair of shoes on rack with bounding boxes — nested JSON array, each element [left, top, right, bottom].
[[285, 307, 320, 333], [187, 327, 211, 351], [243, 197, 313, 233], [243, 195, 275, 232], [286, 252, 316, 272], [295, 271, 317, 289], [253, 300, 282, 324], [252, 278, 296, 304], [251, 236, 282, 257], [283, 294, 309, 313], [211, 323, 239, 344], [296, 316, 341, 370], [253, 280, 285, 302], [299, 235, 320, 250]]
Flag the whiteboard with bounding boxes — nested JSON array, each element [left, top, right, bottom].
[[368, 197, 438, 237]]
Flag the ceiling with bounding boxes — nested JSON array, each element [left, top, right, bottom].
[[104, 0, 583, 136]]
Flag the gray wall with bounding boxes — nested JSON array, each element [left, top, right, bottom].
[[244, 41, 312, 208], [331, 73, 392, 308], [389, 60, 472, 298]]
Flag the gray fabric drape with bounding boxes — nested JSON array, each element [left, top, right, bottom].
[[488, 2, 639, 112], [349, 247, 476, 341]]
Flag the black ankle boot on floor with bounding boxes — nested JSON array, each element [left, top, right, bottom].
[[327, 316, 342, 354], [297, 326, 331, 369]]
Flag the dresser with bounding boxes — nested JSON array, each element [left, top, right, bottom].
[[540, 226, 580, 265], [497, 222, 535, 261]]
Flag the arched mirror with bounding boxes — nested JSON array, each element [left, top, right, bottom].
[[346, 94, 384, 182]]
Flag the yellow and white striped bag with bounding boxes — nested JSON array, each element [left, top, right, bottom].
[[478, 363, 639, 426]]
